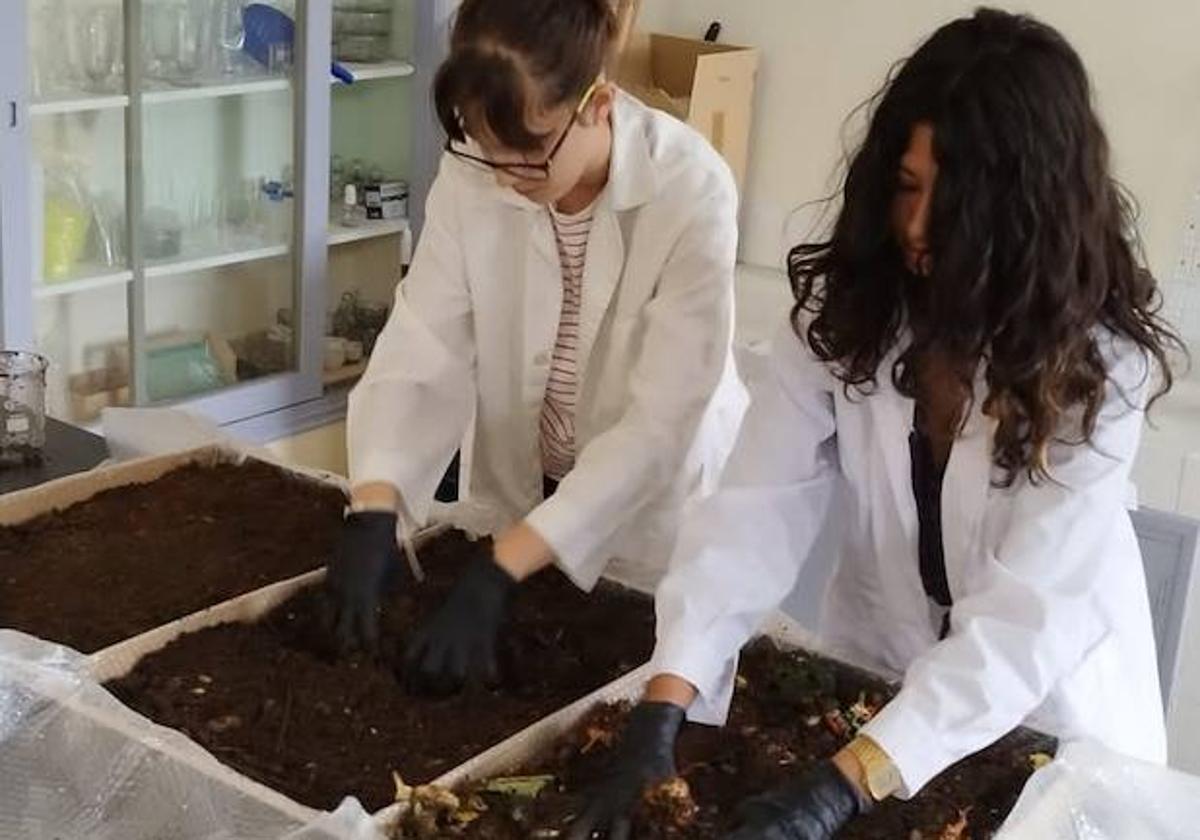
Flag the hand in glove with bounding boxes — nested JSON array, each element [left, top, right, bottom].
[[325, 510, 403, 655], [723, 760, 868, 840], [404, 545, 517, 694], [566, 701, 687, 840]]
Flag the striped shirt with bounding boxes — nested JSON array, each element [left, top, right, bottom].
[[539, 202, 596, 481]]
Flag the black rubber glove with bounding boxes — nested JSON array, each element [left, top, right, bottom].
[[566, 701, 687, 840], [723, 760, 868, 840], [404, 546, 517, 694], [324, 510, 402, 655]]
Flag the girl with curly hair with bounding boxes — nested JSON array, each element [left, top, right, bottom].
[[573, 9, 1184, 838]]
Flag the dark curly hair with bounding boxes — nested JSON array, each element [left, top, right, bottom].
[[789, 7, 1184, 485]]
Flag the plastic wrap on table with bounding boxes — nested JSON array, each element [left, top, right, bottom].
[[0, 630, 383, 840], [996, 740, 1200, 839]]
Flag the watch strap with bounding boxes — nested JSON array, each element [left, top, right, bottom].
[[845, 735, 902, 802]]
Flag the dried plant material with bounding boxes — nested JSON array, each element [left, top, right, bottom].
[[642, 776, 699, 830], [765, 652, 837, 709], [823, 709, 851, 738], [577, 702, 631, 755], [395, 784, 474, 839], [205, 714, 242, 733], [1028, 752, 1053, 770], [764, 741, 799, 766], [435, 642, 1055, 838], [936, 808, 971, 840], [393, 771, 413, 803], [414, 784, 461, 812], [847, 693, 880, 732], [482, 775, 556, 798], [452, 796, 487, 827]]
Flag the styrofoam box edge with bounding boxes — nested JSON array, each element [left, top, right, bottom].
[[6, 645, 326, 828], [0, 444, 353, 527], [0, 445, 357, 827], [83, 514, 666, 832], [87, 524, 449, 683], [87, 567, 324, 683]]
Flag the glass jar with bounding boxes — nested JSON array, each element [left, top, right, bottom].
[[0, 352, 50, 466]]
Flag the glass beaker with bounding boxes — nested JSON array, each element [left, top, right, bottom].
[[0, 352, 50, 467]]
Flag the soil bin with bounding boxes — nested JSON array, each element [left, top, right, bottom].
[[417, 639, 1055, 839], [0, 460, 345, 653], [105, 529, 656, 813]]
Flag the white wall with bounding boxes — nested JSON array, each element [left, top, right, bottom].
[[638, 1, 1200, 308]]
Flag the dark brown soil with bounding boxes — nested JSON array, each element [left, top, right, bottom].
[[105, 530, 656, 813], [0, 460, 346, 653], [444, 639, 1054, 839]]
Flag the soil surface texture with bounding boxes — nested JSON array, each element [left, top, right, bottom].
[[107, 530, 656, 812], [431, 639, 1054, 839], [0, 460, 345, 653]]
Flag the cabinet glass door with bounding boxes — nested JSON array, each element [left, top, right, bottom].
[[140, 0, 301, 406], [28, 0, 132, 422], [325, 0, 415, 392], [19, 0, 326, 426]]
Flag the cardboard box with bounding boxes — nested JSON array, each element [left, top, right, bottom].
[[610, 0, 642, 71], [618, 33, 759, 191]]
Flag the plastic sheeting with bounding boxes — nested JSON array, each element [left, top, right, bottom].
[[996, 740, 1200, 839], [0, 630, 384, 840]]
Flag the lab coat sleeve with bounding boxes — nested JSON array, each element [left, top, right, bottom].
[[649, 326, 840, 724], [862, 338, 1155, 797], [347, 158, 476, 525], [524, 173, 740, 589]]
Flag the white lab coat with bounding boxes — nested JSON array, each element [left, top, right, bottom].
[[348, 91, 748, 592], [652, 321, 1168, 797]]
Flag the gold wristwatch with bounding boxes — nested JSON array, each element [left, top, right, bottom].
[[844, 735, 903, 802]]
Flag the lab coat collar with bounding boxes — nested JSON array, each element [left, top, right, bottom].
[[606, 89, 658, 211]]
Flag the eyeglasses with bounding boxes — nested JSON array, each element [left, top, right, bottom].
[[446, 81, 600, 182]]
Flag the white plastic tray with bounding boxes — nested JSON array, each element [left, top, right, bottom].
[[0, 444, 346, 529]]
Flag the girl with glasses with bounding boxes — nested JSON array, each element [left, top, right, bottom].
[[326, 0, 748, 693]]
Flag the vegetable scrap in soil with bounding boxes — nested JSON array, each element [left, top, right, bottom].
[[399, 639, 1055, 839], [106, 529, 656, 812], [0, 460, 346, 653]]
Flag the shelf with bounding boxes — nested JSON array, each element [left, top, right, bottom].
[[146, 243, 290, 279], [32, 225, 405, 293], [328, 217, 408, 246], [322, 360, 368, 386], [35, 270, 133, 299], [28, 61, 413, 114], [144, 76, 291, 105], [30, 93, 130, 116], [336, 61, 416, 83]]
